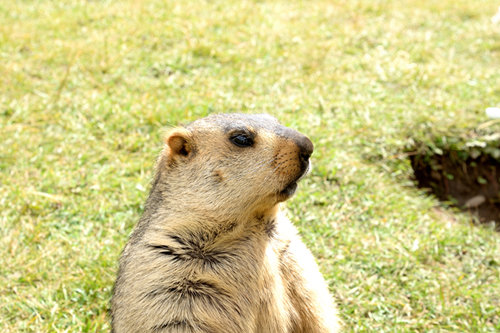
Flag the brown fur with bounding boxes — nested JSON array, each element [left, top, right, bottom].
[[111, 113, 340, 333]]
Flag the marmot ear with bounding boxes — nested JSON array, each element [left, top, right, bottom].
[[165, 128, 193, 158]]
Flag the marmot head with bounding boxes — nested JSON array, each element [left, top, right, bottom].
[[159, 113, 313, 219]]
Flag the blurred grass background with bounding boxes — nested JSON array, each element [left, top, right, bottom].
[[1, 0, 499, 331]]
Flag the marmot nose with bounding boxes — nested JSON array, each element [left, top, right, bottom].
[[292, 130, 313, 158], [297, 136, 313, 161], [280, 126, 314, 168], [300, 151, 310, 165], [278, 125, 314, 160], [298, 136, 313, 170]]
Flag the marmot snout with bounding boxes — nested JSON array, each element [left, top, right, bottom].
[[111, 113, 340, 333]]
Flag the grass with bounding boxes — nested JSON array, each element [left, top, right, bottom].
[[1, 0, 499, 331]]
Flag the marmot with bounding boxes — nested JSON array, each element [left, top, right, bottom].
[[111, 113, 340, 333]]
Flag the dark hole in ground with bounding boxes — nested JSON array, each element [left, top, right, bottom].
[[410, 150, 500, 231]]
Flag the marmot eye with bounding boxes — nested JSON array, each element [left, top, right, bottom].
[[230, 134, 254, 147]]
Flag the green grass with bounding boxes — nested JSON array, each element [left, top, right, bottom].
[[1, 0, 500, 331]]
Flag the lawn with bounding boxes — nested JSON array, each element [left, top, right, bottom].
[[1, 0, 499, 332]]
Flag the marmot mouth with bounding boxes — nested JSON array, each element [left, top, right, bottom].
[[277, 161, 311, 201]]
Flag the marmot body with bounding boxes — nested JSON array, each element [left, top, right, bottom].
[[111, 113, 340, 333]]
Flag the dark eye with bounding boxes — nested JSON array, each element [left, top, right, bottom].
[[230, 134, 254, 147]]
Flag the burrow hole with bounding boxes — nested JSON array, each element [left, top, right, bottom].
[[410, 148, 500, 231]]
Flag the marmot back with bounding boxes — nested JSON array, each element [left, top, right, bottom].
[[111, 113, 340, 333]]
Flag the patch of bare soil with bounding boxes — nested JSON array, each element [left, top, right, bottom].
[[410, 150, 500, 231]]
